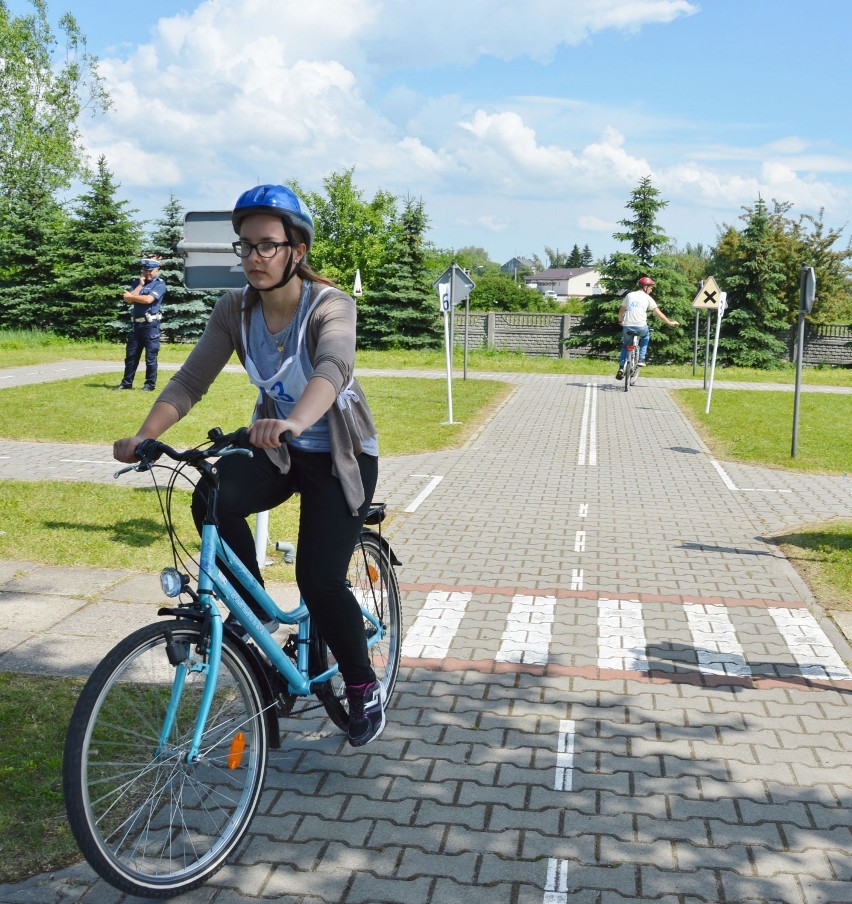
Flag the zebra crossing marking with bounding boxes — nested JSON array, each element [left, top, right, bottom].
[[768, 607, 852, 680], [400, 590, 471, 659], [597, 598, 649, 672], [496, 594, 556, 666], [684, 603, 751, 677], [398, 589, 852, 685]]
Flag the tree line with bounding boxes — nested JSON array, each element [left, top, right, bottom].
[[1, 1, 850, 364], [573, 177, 852, 367]]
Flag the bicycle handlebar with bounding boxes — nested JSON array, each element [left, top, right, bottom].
[[115, 427, 292, 477]]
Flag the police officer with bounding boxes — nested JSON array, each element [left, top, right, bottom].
[[115, 259, 167, 391]]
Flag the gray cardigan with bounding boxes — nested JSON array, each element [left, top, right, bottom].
[[156, 280, 378, 515]]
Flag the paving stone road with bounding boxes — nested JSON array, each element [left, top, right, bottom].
[[0, 361, 851, 904]]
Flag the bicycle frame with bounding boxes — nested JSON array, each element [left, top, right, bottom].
[[163, 522, 387, 764]]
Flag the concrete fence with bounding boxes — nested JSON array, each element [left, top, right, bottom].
[[452, 311, 852, 366]]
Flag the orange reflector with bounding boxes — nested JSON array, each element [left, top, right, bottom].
[[367, 564, 379, 583], [227, 731, 246, 769]]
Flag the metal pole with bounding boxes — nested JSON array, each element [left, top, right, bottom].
[[463, 294, 470, 380], [791, 309, 805, 457], [703, 312, 711, 390], [449, 264, 456, 369], [443, 309, 454, 424], [692, 311, 699, 376]]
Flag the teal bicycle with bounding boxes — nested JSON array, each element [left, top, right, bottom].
[[62, 427, 402, 899]]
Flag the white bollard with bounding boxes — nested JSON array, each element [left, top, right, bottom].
[[254, 510, 269, 569]]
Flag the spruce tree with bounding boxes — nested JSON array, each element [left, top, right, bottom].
[[0, 189, 66, 330], [53, 156, 141, 339], [359, 197, 440, 349], [146, 195, 215, 343], [715, 198, 788, 367], [581, 244, 594, 266], [568, 176, 692, 362], [567, 244, 583, 268]]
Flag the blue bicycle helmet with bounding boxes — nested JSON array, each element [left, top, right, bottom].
[[231, 184, 315, 250]]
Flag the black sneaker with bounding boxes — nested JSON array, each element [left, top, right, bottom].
[[615, 369, 624, 380], [346, 680, 386, 747], [140, 385, 156, 391], [112, 384, 132, 390]]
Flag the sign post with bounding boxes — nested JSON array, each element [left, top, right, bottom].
[[432, 264, 475, 424], [791, 266, 816, 458], [437, 280, 454, 423], [704, 292, 727, 414], [692, 277, 722, 390]]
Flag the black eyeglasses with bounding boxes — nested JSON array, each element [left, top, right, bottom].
[[232, 240, 291, 259]]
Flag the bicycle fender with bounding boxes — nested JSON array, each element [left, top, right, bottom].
[[156, 609, 282, 749], [360, 528, 401, 567]]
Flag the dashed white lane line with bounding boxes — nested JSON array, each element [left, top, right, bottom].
[[554, 719, 576, 792], [570, 569, 583, 591], [684, 603, 751, 677], [578, 503, 588, 518], [597, 598, 649, 672], [544, 858, 569, 903], [768, 608, 852, 680], [404, 474, 444, 512], [574, 530, 586, 553], [400, 590, 471, 659], [495, 594, 556, 666]]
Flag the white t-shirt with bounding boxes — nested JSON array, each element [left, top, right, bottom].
[[621, 290, 657, 327]]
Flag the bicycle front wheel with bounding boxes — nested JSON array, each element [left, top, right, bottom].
[[63, 620, 268, 899], [314, 531, 402, 728]]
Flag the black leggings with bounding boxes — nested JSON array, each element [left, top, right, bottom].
[[191, 446, 379, 686]]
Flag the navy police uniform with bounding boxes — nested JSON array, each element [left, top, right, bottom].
[[117, 260, 167, 390]]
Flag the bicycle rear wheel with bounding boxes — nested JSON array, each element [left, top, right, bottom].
[[623, 355, 632, 392], [313, 531, 402, 728], [63, 620, 268, 899]]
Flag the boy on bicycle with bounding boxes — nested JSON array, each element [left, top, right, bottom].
[[616, 276, 679, 380]]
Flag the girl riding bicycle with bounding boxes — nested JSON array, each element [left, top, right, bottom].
[[615, 275, 679, 380], [113, 184, 386, 747]]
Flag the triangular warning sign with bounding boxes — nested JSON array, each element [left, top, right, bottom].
[[692, 276, 722, 310]]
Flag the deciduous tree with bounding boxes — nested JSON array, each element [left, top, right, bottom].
[[295, 168, 397, 298], [0, 0, 109, 205]]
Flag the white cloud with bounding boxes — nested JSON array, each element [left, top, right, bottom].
[[72, 0, 850, 259], [578, 215, 616, 232]]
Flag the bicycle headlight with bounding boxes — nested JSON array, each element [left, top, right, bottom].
[[160, 568, 187, 598]]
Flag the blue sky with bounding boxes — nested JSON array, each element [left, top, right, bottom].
[[8, 0, 852, 265]]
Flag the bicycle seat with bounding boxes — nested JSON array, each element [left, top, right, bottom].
[[364, 503, 387, 525]]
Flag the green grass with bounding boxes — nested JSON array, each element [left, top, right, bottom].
[[774, 521, 852, 613], [0, 371, 511, 451], [0, 672, 85, 883], [2, 330, 851, 384], [1, 334, 850, 884], [673, 388, 852, 474]]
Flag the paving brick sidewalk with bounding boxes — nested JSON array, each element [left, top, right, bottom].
[[1, 362, 851, 904]]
